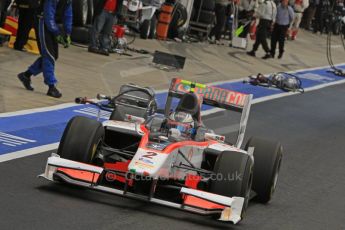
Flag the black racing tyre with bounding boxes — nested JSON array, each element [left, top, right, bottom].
[[192, 10, 215, 24], [245, 137, 283, 203], [71, 26, 90, 44], [168, 3, 187, 38], [57, 116, 104, 164], [86, 0, 94, 24], [194, 0, 215, 11], [209, 151, 254, 218], [140, 19, 151, 39], [73, 0, 88, 26], [148, 16, 157, 39], [171, 2, 188, 28]]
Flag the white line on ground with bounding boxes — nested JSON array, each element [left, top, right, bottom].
[[0, 137, 26, 144], [1, 64, 345, 163], [0, 103, 81, 117], [0, 143, 59, 163], [0, 132, 37, 142]]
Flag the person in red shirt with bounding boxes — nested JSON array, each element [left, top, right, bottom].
[[88, 0, 123, 55]]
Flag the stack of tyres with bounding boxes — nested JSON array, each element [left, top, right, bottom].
[[192, 0, 215, 25], [55, 0, 94, 44], [157, 3, 174, 40], [168, 2, 188, 39]]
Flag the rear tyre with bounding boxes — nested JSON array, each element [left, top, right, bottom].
[[58, 116, 104, 163], [209, 151, 253, 218], [140, 19, 151, 39], [73, 0, 88, 26], [245, 137, 283, 203], [168, 3, 187, 38], [71, 26, 90, 44]]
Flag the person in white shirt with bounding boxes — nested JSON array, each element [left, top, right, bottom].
[[238, 0, 258, 38], [289, 0, 309, 40], [247, 0, 277, 58]]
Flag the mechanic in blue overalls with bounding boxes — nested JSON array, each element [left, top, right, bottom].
[[17, 0, 72, 98]]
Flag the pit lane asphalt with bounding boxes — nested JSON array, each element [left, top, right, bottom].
[[1, 84, 345, 230]]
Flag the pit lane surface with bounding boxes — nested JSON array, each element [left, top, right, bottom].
[[1, 84, 345, 230]]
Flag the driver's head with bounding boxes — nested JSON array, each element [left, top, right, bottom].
[[168, 111, 195, 136], [175, 93, 201, 122]]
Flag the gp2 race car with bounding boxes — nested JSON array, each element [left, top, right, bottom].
[[39, 78, 283, 224]]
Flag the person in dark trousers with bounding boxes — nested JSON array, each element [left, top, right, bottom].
[[88, 0, 123, 55], [13, 0, 39, 50], [313, 0, 330, 34], [300, 0, 316, 30], [17, 0, 72, 98], [268, 0, 294, 59], [0, 0, 11, 28], [208, 0, 229, 44], [247, 0, 277, 58], [0, 0, 11, 46]]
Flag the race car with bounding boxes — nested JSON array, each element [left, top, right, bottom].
[[39, 78, 283, 224]]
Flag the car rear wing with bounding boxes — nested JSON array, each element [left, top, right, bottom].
[[166, 78, 253, 148]]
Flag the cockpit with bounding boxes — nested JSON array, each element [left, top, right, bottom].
[[145, 92, 202, 142]]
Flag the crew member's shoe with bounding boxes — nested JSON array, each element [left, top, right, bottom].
[[88, 46, 100, 54], [98, 49, 110, 56], [88, 46, 109, 56], [14, 46, 24, 51], [47, 85, 62, 98], [278, 53, 283, 59], [246, 50, 256, 57], [262, 53, 272, 59], [18, 72, 34, 91], [208, 36, 215, 44]]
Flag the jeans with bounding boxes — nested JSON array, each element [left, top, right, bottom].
[[90, 10, 115, 51]]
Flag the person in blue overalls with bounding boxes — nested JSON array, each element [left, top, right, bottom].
[[17, 0, 72, 98]]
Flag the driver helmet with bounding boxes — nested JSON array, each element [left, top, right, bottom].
[[168, 111, 195, 136]]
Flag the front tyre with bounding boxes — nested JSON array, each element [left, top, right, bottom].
[[209, 151, 254, 219], [58, 116, 104, 163], [245, 137, 283, 203]]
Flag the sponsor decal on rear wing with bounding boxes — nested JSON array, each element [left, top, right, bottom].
[[169, 78, 250, 110], [169, 78, 250, 109]]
